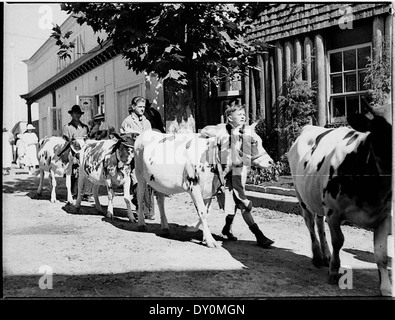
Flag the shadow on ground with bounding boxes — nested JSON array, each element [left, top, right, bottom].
[[343, 248, 392, 265], [3, 219, 386, 298], [3, 239, 385, 298]]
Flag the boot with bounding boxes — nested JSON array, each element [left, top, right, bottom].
[[249, 223, 274, 248], [132, 196, 138, 210], [222, 215, 238, 241]]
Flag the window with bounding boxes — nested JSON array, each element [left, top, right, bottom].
[[328, 43, 371, 123], [217, 70, 242, 97], [94, 93, 105, 115], [51, 108, 62, 136]]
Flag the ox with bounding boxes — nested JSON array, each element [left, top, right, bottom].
[[36, 136, 85, 203], [288, 105, 392, 296], [134, 124, 273, 248], [74, 133, 138, 221]]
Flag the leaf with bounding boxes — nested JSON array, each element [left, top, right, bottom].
[[64, 31, 73, 39], [170, 53, 185, 62], [164, 69, 187, 81]]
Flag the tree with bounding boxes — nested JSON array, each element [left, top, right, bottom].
[[364, 36, 392, 108], [54, 3, 268, 86]]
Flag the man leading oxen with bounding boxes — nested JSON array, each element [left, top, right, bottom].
[[133, 122, 274, 248], [74, 132, 139, 222], [288, 100, 392, 296]]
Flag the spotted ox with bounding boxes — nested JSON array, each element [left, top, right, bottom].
[[288, 104, 392, 296], [74, 133, 139, 221], [36, 136, 85, 203], [134, 124, 273, 248]]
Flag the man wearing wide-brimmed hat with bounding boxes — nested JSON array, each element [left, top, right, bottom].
[[63, 105, 91, 200], [63, 105, 89, 140]]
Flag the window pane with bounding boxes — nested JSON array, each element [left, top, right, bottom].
[[52, 110, 57, 130], [346, 96, 360, 115], [330, 52, 342, 73], [332, 97, 345, 117], [358, 46, 371, 69], [345, 72, 357, 92], [358, 70, 369, 91], [344, 49, 356, 71], [331, 75, 343, 93]]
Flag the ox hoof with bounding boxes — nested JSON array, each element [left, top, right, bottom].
[[50, 199, 57, 203], [36, 191, 42, 197], [312, 256, 323, 268], [322, 256, 331, 268], [75, 207, 81, 214], [157, 228, 170, 237], [205, 240, 220, 248], [327, 273, 341, 285], [105, 212, 114, 220], [138, 225, 148, 232]]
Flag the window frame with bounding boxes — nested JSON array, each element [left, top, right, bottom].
[[217, 71, 243, 97], [327, 42, 371, 123]]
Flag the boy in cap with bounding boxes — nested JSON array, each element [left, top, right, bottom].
[[121, 96, 155, 219], [202, 104, 274, 248], [88, 113, 114, 140]]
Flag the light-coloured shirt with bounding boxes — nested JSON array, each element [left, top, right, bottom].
[[63, 120, 89, 139], [121, 113, 152, 134]]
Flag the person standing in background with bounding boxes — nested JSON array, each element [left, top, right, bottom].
[[121, 96, 152, 134], [121, 96, 154, 220], [88, 113, 115, 140], [21, 124, 39, 175], [3, 128, 14, 175], [63, 104, 91, 200], [15, 133, 26, 169], [144, 99, 166, 133]]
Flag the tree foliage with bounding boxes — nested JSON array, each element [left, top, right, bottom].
[[364, 36, 392, 108], [54, 3, 268, 85]]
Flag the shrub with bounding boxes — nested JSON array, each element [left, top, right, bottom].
[[277, 61, 317, 151], [253, 60, 316, 183], [364, 36, 391, 108]]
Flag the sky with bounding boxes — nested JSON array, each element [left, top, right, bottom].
[[3, 3, 69, 131]]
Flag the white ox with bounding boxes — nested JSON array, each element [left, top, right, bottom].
[[134, 123, 273, 248], [74, 133, 138, 221], [288, 104, 392, 296], [36, 136, 85, 203]]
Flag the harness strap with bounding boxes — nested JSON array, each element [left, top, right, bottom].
[[56, 141, 71, 157], [215, 142, 226, 187]]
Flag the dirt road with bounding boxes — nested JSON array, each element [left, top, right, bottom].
[[2, 170, 393, 298]]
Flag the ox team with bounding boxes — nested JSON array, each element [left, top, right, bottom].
[[36, 96, 392, 296]]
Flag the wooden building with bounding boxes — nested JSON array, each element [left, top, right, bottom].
[[21, 16, 165, 139], [21, 4, 392, 140], [199, 3, 393, 130]]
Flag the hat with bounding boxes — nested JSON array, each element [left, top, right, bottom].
[[68, 105, 84, 115], [26, 124, 35, 130], [93, 113, 105, 121]]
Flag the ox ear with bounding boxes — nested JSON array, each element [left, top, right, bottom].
[[63, 135, 70, 142], [250, 122, 258, 132], [347, 113, 373, 132]]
